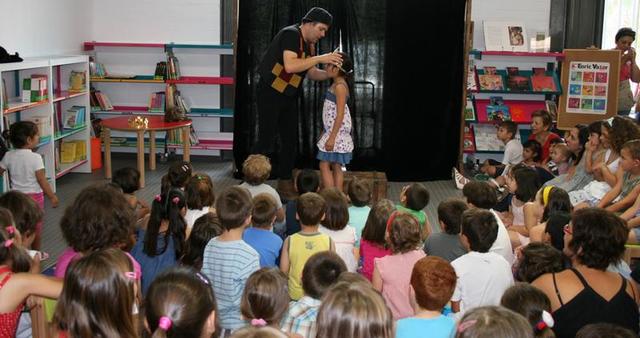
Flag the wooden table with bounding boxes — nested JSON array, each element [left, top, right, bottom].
[[101, 116, 192, 188]]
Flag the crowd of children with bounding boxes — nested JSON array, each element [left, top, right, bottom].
[[2, 89, 640, 338]]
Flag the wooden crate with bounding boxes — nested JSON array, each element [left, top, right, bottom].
[[293, 170, 388, 203]]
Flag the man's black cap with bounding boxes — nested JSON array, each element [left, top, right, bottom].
[[302, 7, 332, 26]]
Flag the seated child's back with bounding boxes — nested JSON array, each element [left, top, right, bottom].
[[286, 169, 320, 237], [347, 178, 372, 241], [319, 188, 358, 272], [243, 193, 283, 267], [423, 199, 468, 262]]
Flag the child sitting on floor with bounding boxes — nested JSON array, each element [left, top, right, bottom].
[[396, 183, 431, 241]]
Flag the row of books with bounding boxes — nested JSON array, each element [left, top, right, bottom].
[[149, 92, 166, 113], [472, 66, 558, 92], [166, 84, 190, 114], [465, 97, 558, 123], [166, 50, 181, 80], [62, 106, 86, 130], [167, 126, 199, 145], [154, 62, 167, 80], [22, 74, 48, 103], [90, 90, 114, 110], [89, 60, 107, 78]]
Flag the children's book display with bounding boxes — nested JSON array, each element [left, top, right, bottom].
[[478, 67, 504, 91], [486, 96, 511, 122], [464, 99, 476, 121]]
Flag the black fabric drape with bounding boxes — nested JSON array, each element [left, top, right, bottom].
[[234, 0, 465, 181]]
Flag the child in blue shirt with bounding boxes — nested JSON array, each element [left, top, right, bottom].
[[243, 193, 284, 267], [347, 177, 372, 246]]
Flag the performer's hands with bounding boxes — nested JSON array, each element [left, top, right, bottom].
[[319, 52, 343, 67]]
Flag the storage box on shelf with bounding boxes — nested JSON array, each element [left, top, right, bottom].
[[464, 50, 564, 161], [0, 55, 91, 193], [85, 41, 235, 156]]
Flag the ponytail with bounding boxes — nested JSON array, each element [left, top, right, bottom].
[[151, 316, 172, 338], [0, 229, 31, 273], [143, 189, 186, 258]]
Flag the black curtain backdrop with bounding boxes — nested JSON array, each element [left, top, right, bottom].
[[234, 0, 465, 181]]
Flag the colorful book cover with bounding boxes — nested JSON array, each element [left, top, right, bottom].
[[531, 73, 557, 92], [463, 125, 476, 152], [478, 74, 504, 91], [486, 104, 511, 122], [506, 66, 530, 92], [465, 100, 476, 121]]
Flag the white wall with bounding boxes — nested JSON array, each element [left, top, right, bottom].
[[472, 0, 551, 50], [0, 0, 92, 57]]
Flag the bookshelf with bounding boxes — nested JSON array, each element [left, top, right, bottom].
[[85, 41, 234, 157], [0, 55, 92, 193], [463, 51, 564, 159]]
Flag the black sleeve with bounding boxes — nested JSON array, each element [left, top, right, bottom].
[[280, 29, 300, 54]]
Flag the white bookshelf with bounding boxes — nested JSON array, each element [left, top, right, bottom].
[[0, 55, 92, 193]]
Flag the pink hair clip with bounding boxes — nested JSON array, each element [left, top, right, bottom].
[[155, 195, 162, 202], [124, 271, 138, 280], [172, 197, 180, 204], [3, 239, 13, 248], [457, 319, 477, 333], [5, 226, 15, 234], [181, 164, 190, 172], [158, 316, 172, 331], [251, 318, 267, 327]]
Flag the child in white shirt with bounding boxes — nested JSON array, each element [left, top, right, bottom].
[[481, 121, 523, 179]]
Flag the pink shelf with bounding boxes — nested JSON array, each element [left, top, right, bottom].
[[3, 100, 49, 114], [168, 138, 233, 150], [111, 105, 149, 112], [53, 91, 88, 102], [166, 76, 234, 85], [478, 51, 564, 59], [56, 159, 88, 179], [84, 41, 165, 50]]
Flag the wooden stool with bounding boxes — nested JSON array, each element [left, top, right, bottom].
[[292, 169, 388, 202]]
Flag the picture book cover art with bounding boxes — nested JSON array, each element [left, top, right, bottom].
[[478, 66, 504, 91], [463, 125, 476, 152], [474, 123, 505, 151], [486, 96, 511, 122], [465, 99, 476, 121], [467, 61, 478, 91], [531, 67, 557, 92], [545, 100, 558, 121], [506, 67, 530, 92]]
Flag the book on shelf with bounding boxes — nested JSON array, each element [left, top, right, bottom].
[[545, 100, 558, 121], [23, 115, 52, 138], [148, 92, 166, 113], [69, 71, 86, 93], [474, 123, 505, 151], [154, 62, 167, 80], [89, 59, 107, 78], [166, 50, 181, 80], [506, 67, 530, 92], [467, 59, 478, 91], [478, 67, 504, 91], [62, 106, 86, 130], [166, 126, 199, 146], [464, 99, 476, 121], [486, 96, 511, 122], [22, 74, 48, 103], [530, 67, 557, 92], [93, 91, 114, 111], [463, 125, 476, 152]]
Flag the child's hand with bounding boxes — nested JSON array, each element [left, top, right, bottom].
[[325, 137, 335, 151], [50, 195, 59, 208]]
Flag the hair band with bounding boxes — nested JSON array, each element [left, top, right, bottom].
[[3, 239, 13, 248], [535, 310, 555, 331], [604, 117, 614, 127], [155, 195, 162, 202], [457, 319, 477, 333], [251, 318, 267, 327], [172, 197, 180, 204], [542, 186, 554, 207], [5, 226, 15, 234], [386, 211, 399, 234], [158, 316, 172, 331], [181, 164, 190, 172], [124, 271, 138, 280]]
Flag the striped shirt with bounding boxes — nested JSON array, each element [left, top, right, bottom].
[[201, 238, 260, 330], [281, 296, 321, 338]]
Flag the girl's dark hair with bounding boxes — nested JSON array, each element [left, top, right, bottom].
[[60, 183, 135, 253], [161, 161, 193, 195], [0, 210, 31, 273], [180, 213, 223, 270], [8, 121, 38, 148], [588, 120, 603, 136], [515, 242, 566, 283], [361, 199, 395, 246], [608, 116, 640, 154], [545, 212, 571, 251], [572, 124, 590, 164], [144, 188, 187, 258], [577, 323, 638, 338], [112, 167, 141, 194], [541, 187, 572, 222], [320, 188, 350, 231], [185, 173, 215, 210], [523, 140, 543, 162], [240, 268, 289, 326], [500, 283, 555, 338], [512, 165, 541, 202], [615, 27, 636, 42], [146, 266, 218, 338], [336, 52, 355, 101], [54, 248, 137, 338], [0, 190, 43, 237], [570, 208, 627, 269]]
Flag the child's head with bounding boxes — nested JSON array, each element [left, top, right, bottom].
[[437, 199, 469, 235], [295, 169, 320, 194], [544, 212, 571, 251], [230, 327, 288, 338], [161, 161, 193, 194], [0, 191, 43, 248], [576, 323, 638, 338], [215, 186, 253, 231], [60, 183, 135, 253], [296, 192, 326, 227], [530, 110, 553, 134], [515, 242, 565, 283], [336, 271, 371, 285], [8, 121, 38, 149], [181, 213, 223, 270], [410, 256, 456, 312], [243, 154, 272, 186], [251, 193, 278, 229], [112, 167, 141, 194], [400, 183, 430, 211], [302, 251, 347, 299], [320, 188, 349, 231], [498, 121, 518, 142], [54, 248, 137, 338], [455, 306, 534, 338], [508, 165, 540, 202], [522, 140, 543, 163], [462, 181, 497, 209], [0, 210, 31, 273], [327, 52, 354, 81], [500, 283, 555, 338], [361, 199, 395, 247], [316, 281, 393, 338], [606, 115, 640, 154], [460, 209, 498, 253], [145, 266, 217, 338], [620, 139, 640, 172], [540, 186, 572, 222], [550, 143, 571, 164], [145, 188, 187, 258], [347, 178, 372, 207], [240, 268, 289, 326], [587, 120, 603, 148], [185, 173, 215, 211], [386, 212, 422, 254]]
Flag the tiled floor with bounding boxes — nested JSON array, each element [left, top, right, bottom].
[[41, 154, 462, 269]]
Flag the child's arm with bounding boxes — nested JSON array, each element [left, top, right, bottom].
[[372, 262, 383, 292], [597, 168, 625, 209], [137, 198, 151, 218], [0, 273, 62, 312], [324, 83, 348, 151], [279, 237, 290, 275], [420, 217, 432, 242], [607, 184, 640, 213], [35, 169, 58, 208], [620, 192, 640, 220], [600, 162, 619, 187]]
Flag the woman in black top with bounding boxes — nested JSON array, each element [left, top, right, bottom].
[[532, 208, 639, 338]]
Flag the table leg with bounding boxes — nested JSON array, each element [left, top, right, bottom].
[[137, 130, 145, 188], [104, 128, 112, 179], [149, 130, 156, 170], [182, 126, 190, 162]]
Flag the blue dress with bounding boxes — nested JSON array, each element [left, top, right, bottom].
[[131, 229, 178, 295], [316, 90, 353, 164]]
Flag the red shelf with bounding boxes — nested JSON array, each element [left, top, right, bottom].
[[166, 76, 234, 85], [476, 51, 564, 59], [84, 41, 165, 50], [475, 99, 544, 124], [111, 105, 149, 112]]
